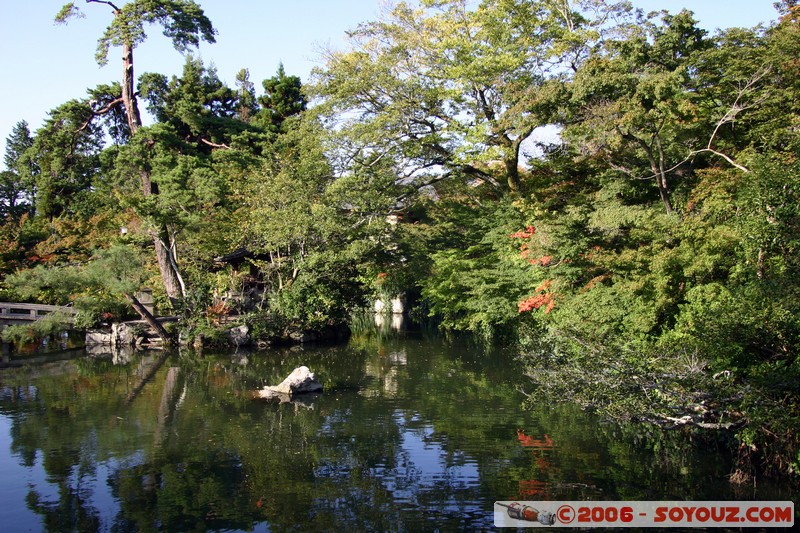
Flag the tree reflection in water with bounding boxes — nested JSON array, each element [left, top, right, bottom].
[[0, 335, 793, 531]]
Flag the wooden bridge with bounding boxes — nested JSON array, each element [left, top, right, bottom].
[[0, 302, 78, 327]]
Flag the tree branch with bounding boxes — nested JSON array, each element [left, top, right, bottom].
[[690, 149, 750, 173], [708, 66, 772, 149], [124, 292, 172, 345], [199, 138, 231, 150], [77, 96, 125, 133], [86, 0, 121, 12]]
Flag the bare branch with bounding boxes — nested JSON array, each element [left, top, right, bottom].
[[691, 149, 750, 173], [86, 0, 121, 12], [199, 138, 231, 150], [631, 147, 750, 184], [708, 66, 772, 149]]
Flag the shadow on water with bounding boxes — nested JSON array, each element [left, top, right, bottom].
[[0, 325, 796, 532]]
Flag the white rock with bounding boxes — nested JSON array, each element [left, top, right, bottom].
[[258, 366, 322, 398]]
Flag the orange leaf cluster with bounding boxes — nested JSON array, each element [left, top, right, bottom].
[[509, 225, 536, 239], [518, 280, 555, 314], [525, 255, 552, 266], [206, 301, 232, 326]]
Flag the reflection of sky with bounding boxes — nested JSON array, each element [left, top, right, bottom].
[[0, 414, 48, 532], [85, 457, 124, 530], [0, 411, 145, 533], [314, 405, 486, 524], [372, 410, 480, 508]]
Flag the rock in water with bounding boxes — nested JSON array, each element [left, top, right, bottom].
[[258, 366, 322, 399], [227, 324, 250, 347]]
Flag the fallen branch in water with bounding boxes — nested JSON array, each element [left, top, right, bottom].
[[643, 414, 747, 431]]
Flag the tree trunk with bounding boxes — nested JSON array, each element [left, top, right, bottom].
[[504, 137, 525, 194], [153, 237, 184, 304], [121, 41, 185, 304], [124, 351, 170, 405], [625, 131, 674, 215], [154, 367, 181, 444], [655, 172, 673, 215], [125, 292, 172, 345], [121, 43, 142, 135], [654, 136, 674, 215], [643, 145, 673, 215]]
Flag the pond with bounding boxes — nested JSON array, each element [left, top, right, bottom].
[[0, 328, 794, 531]]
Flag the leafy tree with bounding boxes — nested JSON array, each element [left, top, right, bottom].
[[133, 57, 295, 313], [257, 63, 307, 133], [231, 113, 373, 330], [234, 68, 257, 123], [420, 197, 532, 338], [56, 0, 216, 137], [313, 0, 629, 196], [27, 99, 104, 219], [565, 9, 713, 215], [138, 57, 239, 147]]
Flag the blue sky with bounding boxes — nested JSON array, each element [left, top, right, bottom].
[[0, 1, 781, 168]]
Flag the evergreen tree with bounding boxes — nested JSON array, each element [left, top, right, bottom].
[[257, 64, 307, 133], [1, 121, 36, 219], [235, 68, 257, 123], [56, 0, 216, 305]]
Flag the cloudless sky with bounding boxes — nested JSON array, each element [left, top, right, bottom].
[[0, 1, 781, 169]]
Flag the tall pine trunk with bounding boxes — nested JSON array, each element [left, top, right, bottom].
[[121, 42, 185, 305]]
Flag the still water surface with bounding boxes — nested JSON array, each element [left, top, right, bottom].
[[0, 330, 793, 531]]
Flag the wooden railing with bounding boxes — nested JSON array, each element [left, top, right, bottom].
[[0, 302, 78, 324]]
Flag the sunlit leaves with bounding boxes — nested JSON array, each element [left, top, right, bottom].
[[57, 0, 216, 66]]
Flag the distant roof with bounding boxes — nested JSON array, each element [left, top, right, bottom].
[[213, 247, 252, 264]]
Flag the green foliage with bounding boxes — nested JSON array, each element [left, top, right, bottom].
[[257, 63, 307, 133], [138, 57, 240, 145], [312, 0, 622, 193], [421, 199, 532, 338], [564, 9, 713, 214], [4, 244, 150, 329], [736, 156, 800, 279], [735, 362, 800, 477], [28, 99, 104, 219], [1, 121, 35, 219], [1, 312, 74, 345], [268, 251, 365, 331], [234, 68, 257, 122], [56, 1, 216, 67]]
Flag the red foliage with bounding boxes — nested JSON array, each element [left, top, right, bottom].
[[526, 255, 552, 266], [206, 302, 232, 326], [27, 253, 56, 264], [509, 225, 536, 239], [517, 429, 555, 449], [518, 280, 555, 314], [519, 479, 550, 498]]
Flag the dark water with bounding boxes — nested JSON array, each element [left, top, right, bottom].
[[0, 330, 794, 532]]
